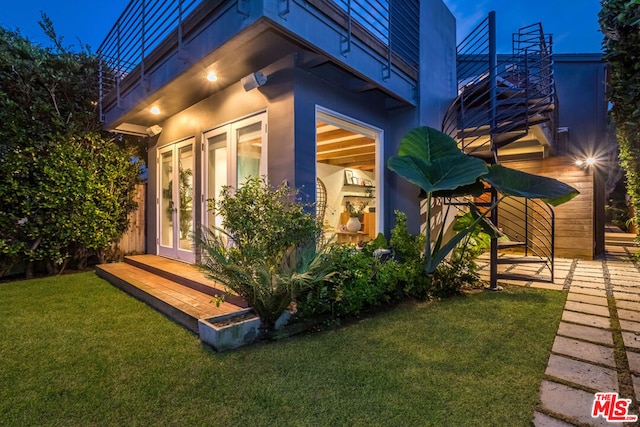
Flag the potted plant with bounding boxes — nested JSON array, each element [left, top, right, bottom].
[[345, 201, 365, 232]]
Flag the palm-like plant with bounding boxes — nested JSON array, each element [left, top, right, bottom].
[[199, 229, 334, 331]]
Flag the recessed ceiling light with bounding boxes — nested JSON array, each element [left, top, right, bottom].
[[206, 71, 218, 82], [150, 106, 161, 115]]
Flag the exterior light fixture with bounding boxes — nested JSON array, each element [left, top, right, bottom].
[[241, 71, 267, 92], [146, 125, 163, 136], [150, 106, 161, 115], [576, 157, 597, 167], [206, 71, 218, 82]]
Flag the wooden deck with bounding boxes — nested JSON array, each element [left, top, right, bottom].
[[96, 255, 250, 334]]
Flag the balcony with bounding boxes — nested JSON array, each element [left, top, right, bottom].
[[98, 0, 419, 132]]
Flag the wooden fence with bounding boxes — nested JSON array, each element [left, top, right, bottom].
[[114, 183, 146, 254]]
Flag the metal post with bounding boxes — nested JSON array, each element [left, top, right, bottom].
[[116, 20, 122, 107], [488, 11, 500, 290], [341, 0, 352, 56], [524, 199, 529, 256]]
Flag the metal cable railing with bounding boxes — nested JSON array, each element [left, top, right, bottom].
[[498, 196, 555, 279], [98, 0, 419, 120]]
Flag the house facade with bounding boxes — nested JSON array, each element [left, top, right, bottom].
[[99, 0, 456, 263], [98, 1, 607, 268]]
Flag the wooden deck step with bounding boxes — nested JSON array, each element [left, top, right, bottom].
[[124, 254, 248, 308], [96, 262, 250, 334]]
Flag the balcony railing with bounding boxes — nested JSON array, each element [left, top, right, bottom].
[[98, 0, 419, 120]]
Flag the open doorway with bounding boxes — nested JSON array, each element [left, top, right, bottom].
[[315, 108, 382, 244]]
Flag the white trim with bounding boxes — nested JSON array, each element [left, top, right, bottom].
[[315, 106, 385, 235], [157, 137, 196, 263]]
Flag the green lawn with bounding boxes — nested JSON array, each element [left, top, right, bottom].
[[0, 272, 565, 426]]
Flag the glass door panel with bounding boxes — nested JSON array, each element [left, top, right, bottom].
[[160, 149, 174, 248], [206, 132, 228, 231], [236, 121, 262, 185], [177, 144, 194, 252]]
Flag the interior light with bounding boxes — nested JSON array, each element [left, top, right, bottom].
[[575, 159, 584, 166], [150, 106, 161, 115], [586, 157, 596, 166], [206, 71, 218, 82]]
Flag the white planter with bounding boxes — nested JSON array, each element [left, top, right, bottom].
[[346, 217, 361, 232], [198, 312, 260, 352]]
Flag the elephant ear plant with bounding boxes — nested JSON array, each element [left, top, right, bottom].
[[387, 126, 579, 275], [198, 176, 334, 332]]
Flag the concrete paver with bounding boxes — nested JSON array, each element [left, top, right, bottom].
[[532, 411, 575, 426], [538, 380, 611, 427], [618, 308, 640, 323], [545, 354, 618, 391], [626, 351, 640, 374], [619, 319, 640, 333], [551, 336, 615, 367], [556, 322, 613, 346], [622, 331, 640, 349], [566, 292, 608, 307], [568, 288, 607, 298], [564, 301, 610, 317], [616, 299, 640, 312], [561, 311, 611, 329]]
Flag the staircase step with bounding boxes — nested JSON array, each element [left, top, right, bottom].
[[96, 262, 250, 333], [124, 255, 248, 308], [498, 241, 527, 249], [496, 256, 549, 264]]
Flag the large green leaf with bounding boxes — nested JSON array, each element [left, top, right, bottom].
[[433, 179, 487, 198], [483, 164, 579, 206], [397, 126, 465, 161], [388, 154, 488, 194]]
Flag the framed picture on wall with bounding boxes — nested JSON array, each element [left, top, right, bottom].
[[364, 179, 372, 187], [352, 177, 360, 185], [344, 170, 353, 184]]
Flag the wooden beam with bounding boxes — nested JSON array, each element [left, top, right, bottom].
[[316, 137, 374, 153], [317, 146, 375, 161]]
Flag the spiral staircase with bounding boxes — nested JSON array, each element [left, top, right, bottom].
[[442, 12, 558, 287]]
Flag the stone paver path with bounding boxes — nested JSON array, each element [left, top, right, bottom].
[[478, 235, 640, 426]]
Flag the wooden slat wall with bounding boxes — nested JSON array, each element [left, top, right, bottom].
[[114, 184, 146, 255], [502, 157, 595, 259]]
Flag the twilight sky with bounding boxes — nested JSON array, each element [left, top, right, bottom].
[[1, 0, 603, 54]]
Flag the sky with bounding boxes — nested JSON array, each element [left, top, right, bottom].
[[1, 0, 603, 54]]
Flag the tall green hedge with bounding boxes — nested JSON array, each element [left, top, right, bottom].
[[599, 0, 640, 236], [0, 17, 142, 277]]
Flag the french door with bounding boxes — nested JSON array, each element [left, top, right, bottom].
[[158, 138, 195, 262], [202, 113, 267, 231]]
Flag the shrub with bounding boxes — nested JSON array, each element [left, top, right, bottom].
[[198, 177, 330, 331]]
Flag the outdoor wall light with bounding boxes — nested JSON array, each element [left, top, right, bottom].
[[241, 71, 267, 92], [146, 125, 163, 137], [575, 157, 597, 167], [149, 106, 161, 115], [206, 71, 218, 82]]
